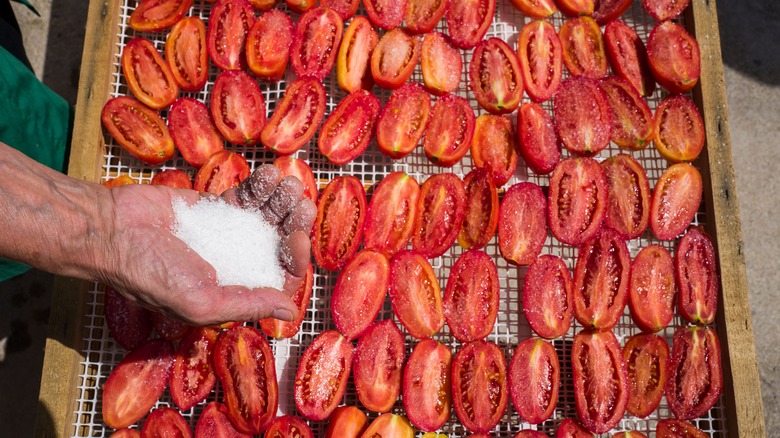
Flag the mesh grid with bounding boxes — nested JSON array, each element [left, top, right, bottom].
[[71, 0, 728, 436]]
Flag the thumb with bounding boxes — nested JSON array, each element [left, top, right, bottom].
[[185, 286, 298, 325]]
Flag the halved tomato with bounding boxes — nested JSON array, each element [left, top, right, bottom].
[[129, 0, 192, 32], [102, 339, 174, 429], [604, 20, 655, 97], [623, 333, 670, 418], [469, 38, 524, 114], [109, 429, 140, 438], [264, 415, 314, 438], [458, 168, 499, 250], [286, 0, 316, 13], [151, 312, 188, 340], [207, 0, 254, 71], [364, 0, 407, 29], [249, 0, 278, 11], [313, 175, 367, 271], [101, 96, 175, 165], [332, 250, 390, 339], [104, 286, 152, 351], [629, 244, 676, 333], [213, 326, 278, 434], [337, 16, 378, 93], [676, 226, 719, 325], [665, 326, 723, 420], [362, 414, 415, 437], [103, 175, 137, 188], [290, 7, 344, 80], [498, 182, 547, 266], [170, 327, 218, 411], [260, 263, 313, 339], [446, 0, 495, 49], [165, 16, 208, 92], [318, 90, 381, 165], [559, 16, 607, 79], [509, 0, 556, 18], [388, 250, 445, 338], [592, 0, 632, 24], [353, 319, 405, 412], [556, 418, 595, 438], [656, 419, 708, 438], [122, 37, 179, 110], [260, 77, 327, 156], [210, 70, 266, 146], [412, 173, 467, 258], [553, 77, 612, 156], [471, 114, 519, 187], [517, 102, 560, 175], [518, 20, 563, 103], [601, 154, 651, 239], [140, 407, 192, 437], [194, 150, 250, 195], [151, 169, 192, 189], [556, 0, 594, 16], [376, 82, 431, 158], [509, 338, 560, 424], [295, 330, 355, 420], [363, 172, 420, 257], [572, 330, 629, 434], [423, 94, 474, 167], [547, 157, 607, 246], [649, 162, 702, 241], [444, 250, 499, 342], [600, 76, 655, 150], [420, 32, 462, 95], [643, 0, 691, 21], [246, 10, 293, 81], [612, 433, 648, 438], [403, 339, 452, 431], [653, 94, 706, 163], [405, 0, 448, 34], [167, 98, 224, 168], [647, 21, 701, 94], [324, 406, 368, 438], [322, 0, 361, 19], [371, 28, 421, 89], [523, 254, 573, 339], [514, 431, 548, 438], [452, 340, 509, 433], [273, 157, 319, 204], [195, 402, 252, 438], [573, 227, 631, 330]]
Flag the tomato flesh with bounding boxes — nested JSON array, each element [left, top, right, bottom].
[[444, 250, 499, 342], [517, 102, 560, 175], [167, 98, 224, 168], [318, 90, 381, 165], [522, 255, 573, 339], [260, 263, 313, 339], [246, 10, 294, 81], [547, 157, 607, 246], [337, 16, 378, 93], [653, 94, 706, 163], [294, 330, 355, 420], [509, 0, 557, 18], [376, 82, 432, 159], [194, 150, 250, 195], [170, 327, 218, 411], [559, 16, 607, 79], [104, 286, 152, 351], [509, 338, 560, 424], [165, 16, 208, 92], [207, 0, 254, 71], [656, 419, 708, 438], [362, 414, 415, 437], [101, 96, 175, 166], [141, 407, 192, 438], [422, 94, 475, 167], [601, 153, 651, 239], [412, 173, 467, 258], [313, 175, 367, 271], [600, 76, 655, 151], [371, 28, 421, 89], [623, 333, 670, 418], [353, 319, 405, 412], [405, 0, 448, 34], [471, 114, 519, 188], [195, 402, 252, 438], [363, 171, 420, 257], [518, 20, 563, 103], [324, 406, 368, 438], [676, 226, 719, 325], [556, 0, 595, 16], [322, 0, 361, 19], [210, 70, 267, 146], [332, 250, 390, 340], [151, 169, 192, 190], [592, 0, 632, 24], [650, 162, 703, 241], [647, 21, 701, 94], [260, 77, 327, 156], [665, 326, 723, 420], [420, 32, 462, 95], [643, 0, 691, 21], [364, 0, 407, 29], [388, 250, 445, 339], [129, 0, 193, 32], [403, 339, 452, 431], [451, 340, 509, 434], [556, 418, 595, 438], [629, 244, 676, 333], [458, 168, 499, 250], [469, 38, 524, 115], [553, 76, 612, 156], [498, 182, 547, 266], [290, 7, 344, 80], [446, 0, 496, 50], [264, 415, 314, 438], [604, 20, 655, 97]]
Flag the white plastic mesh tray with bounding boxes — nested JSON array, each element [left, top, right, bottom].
[[70, 0, 728, 436]]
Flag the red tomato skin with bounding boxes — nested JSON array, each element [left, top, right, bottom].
[[151, 312, 187, 341], [553, 76, 612, 156], [207, 0, 255, 71], [167, 98, 224, 168], [629, 244, 676, 333], [675, 226, 719, 325], [451, 340, 509, 434], [104, 286, 152, 351], [446, 0, 495, 50], [665, 326, 724, 420], [286, 0, 316, 13], [195, 402, 252, 438], [547, 157, 608, 246], [264, 415, 314, 438], [556, 418, 595, 438], [412, 173, 467, 258], [509, 338, 560, 424], [612, 433, 648, 438], [403, 340, 452, 432], [522, 254, 573, 339], [364, 0, 407, 29], [444, 250, 500, 342], [337, 16, 378, 93], [170, 327, 218, 411], [514, 431, 548, 438], [497, 182, 547, 266], [405, 0, 449, 34], [324, 406, 368, 438], [322, 0, 361, 19], [194, 150, 250, 195], [246, 10, 294, 82], [559, 16, 608, 79], [353, 319, 406, 412], [140, 407, 192, 438], [423, 93, 475, 167], [556, 0, 595, 16], [165, 17, 208, 92], [471, 114, 519, 188], [509, 0, 557, 18], [517, 20, 563, 103], [656, 419, 708, 438], [592, 0, 632, 24], [363, 171, 420, 257], [371, 28, 421, 90], [601, 153, 651, 239], [109, 429, 141, 438], [273, 157, 319, 204], [260, 263, 313, 339], [600, 76, 655, 151], [604, 20, 655, 97], [420, 32, 462, 95], [318, 90, 381, 165], [388, 250, 445, 339], [294, 330, 355, 420], [312, 175, 367, 271], [260, 77, 327, 156], [210, 70, 267, 146], [103, 175, 137, 188], [649, 162, 703, 241], [647, 21, 701, 94], [151, 169, 192, 189], [517, 102, 560, 175], [332, 250, 390, 340], [623, 333, 670, 418], [129, 0, 193, 32], [290, 7, 344, 80], [102, 96, 175, 166], [469, 38, 524, 115], [458, 168, 499, 250], [643, 0, 691, 21], [653, 94, 706, 163]]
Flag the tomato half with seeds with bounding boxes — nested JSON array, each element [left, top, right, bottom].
[[469, 38, 524, 114], [573, 227, 631, 330], [423, 94, 474, 167], [104, 286, 152, 351], [141, 407, 192, 438], [623, 333, 670, 418], [322, 0, 361, 19], [196, 402, 252, 438], [264, 415, 314, 438], [444, 250, 499, 342], [643, 0, 691, 21], [556, 418, 595, 438], [129, 0, 193, 32], [515, 431, 548, 438], [559, 16, 607, 79], [363, 172, 420, 257], [290, 7, 344, 80], [676, 226, 719, 325], [553, 77, 612, 156], [318, 90, 381, 165], [353, 319, 405, 412], [572, 330, 629, 434], [273, 157, 319, 204], [523, 255, 573, 339], [295, 330, 355, 420], [371, 28, 421, 89], [471, 114, 519, 188], [313, 175, 367, 271], [332, 250, 390, 340], [403, 339, 452, 431], [458, 168, 499, 250], [286, 0, 316, 13], [649, 163, 702, 241], [364, 0, 407, 29], [363, 414, 415, 437], [194, 150, 250, 195], [260, 263, 313, 339], [600, 76, 655, 151], [518, 20, 563, 103], [601, 154, 651, 239], [167, 98, 224, 168], [604, 20, 655, 97], [207, 0, 254, 71], [629, 244, 676, 333], [656, 419, 708, 438], [109, 429, 140, 438], [170, 327, 218, 411], [446, 0, 495, 49], [102, 339, 174, 429], [405, 0, 448, 34], [165, 16, 208, 92], [246, 10, 294, 82], [210, 70, 267, 146], [510, 0, 557, 18], [498, 182, 547, 266], [121, 37, 179, 110], [337, 16, 378, 93], [509, 338, 560, 424], [547, 157, 607, 246], [647, 21, 701, 94], [452, 340, 509, 434], [556, 0, 594, 16], [376, 82, 431, 159], [592, 0, 632, 24], [420, 32, 462, 95], [260, 77, 327, 156], [103, 175, 137, 188], [388, 250, 445, 339], [412, 173, 467, 258], [666, 326, 723, 420], [517, 102, 560, 176], [653, 94, 706, 163], [325, 406, 368, 438], [101, 96, 175, 165]]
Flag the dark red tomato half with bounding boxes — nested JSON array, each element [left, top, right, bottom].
[[600, 76, 655, 151], [517, 102, 560, 175], [371, 28, 421, 89], [547, 157, 607, 246], [446, 0, 495, 49], [151, 169, 192, 189], [556, 0, 595, 16], [422, 93, 475, 167], [141, 407, 192, 438], [388, 251, 445, 339], [207, 0, 254, 71], [515, 431, 548, 438], [109, 429, 140, 438], [601, 153, 651, 239], [444, 250, 499, 342], [376, 83, 432, 159], [170, 326, 218, 411], [122, 36, 181, 109], [104, 286, 152, 351], [353, 319, 405, 413], [666, 326, 723, 420], [261, 77, 327, 156], [403, 339, 452, 431], [498, 182, 547, 266], [246, 10, 294, 82], [337, 16, 378, 93], [592, 0, 632, 24], [264, 415, 314, 438], [573, 227, 631, 330], [101, 96, 175, 165], [643, 0, 691, 21], [290, 7, 344, 80], [195, 402, 252, 438], [553, 76, 612, 156], [518, 20, 563, 103], [332, 250, 390, 340], [469, 38, 524, 115], [260, 263, 313, 339], [420, 32, 462, 95], [151, 312, 188, 341], [647, 21, 701, 94], [312, 175, 367, 271], [559, 16, 607, 79], [412, 173, 467, 258], [509, 338, 560, 424], [458, 168, 499, 250], [364, 0, 407, 29], [649, 162, 703, 241], [452, 340, 509, 434], [129, 0, 193, 32], [213, 326, 278, 434], [324, 406, 368, 438], [318, 89, 381, 165], [165, 16, 208, 92], [653, 94, 706, 163], [656, 419, 708, 438], [210, 70, 267, 146], [472, 114, 519, 188], [510, 0, 557, 18], [556, 418, 595, 438], [322, 0, 361, 19], [167, 98, 224, 168], [623, 333, 670, 418], [523, 255, 573, 339], [405, 0, 449, 34], [604, 20, 655, 97], [363, 171, 420, 257], [572, 330, 629, 434], [295, 330, 355, 420], [194, 150, 250, 195], [629, 244, 676, 333], [362, 414, 415, 436], [273, 157, 319, 204], [676, 226, 719, 325], [102, 339, 174, 429]]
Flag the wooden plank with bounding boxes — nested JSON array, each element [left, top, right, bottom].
[[688, 0, 766, 436]]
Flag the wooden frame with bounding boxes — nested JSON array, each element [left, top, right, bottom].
[[34, 0, 765, 436]]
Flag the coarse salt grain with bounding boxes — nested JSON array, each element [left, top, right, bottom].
[[171, 197, 285, 290]]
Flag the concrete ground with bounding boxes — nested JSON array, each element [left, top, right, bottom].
[[0, 0, 777, 436]]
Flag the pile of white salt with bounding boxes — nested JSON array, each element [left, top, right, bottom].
[[171, 197, 285, 290]]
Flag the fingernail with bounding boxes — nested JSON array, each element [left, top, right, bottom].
[[272, 309, 294, 322]]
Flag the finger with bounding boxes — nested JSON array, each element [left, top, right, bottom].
[[280, 230, 311, 277], [234, 164, 282, 209], [181, 286, 298, 325], [282, 198, 317, 235], [263, 175, 304, 225], [282, 272, 304, 297]]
